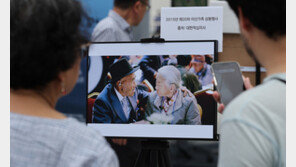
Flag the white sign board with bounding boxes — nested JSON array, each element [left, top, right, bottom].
[[161, 7, 223, 52]]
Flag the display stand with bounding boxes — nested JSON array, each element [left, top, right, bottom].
[[134, 140, 171, 167], [255, 62, 261, 85], [134, 37, 171, 167], [140, 37, 165, 43]]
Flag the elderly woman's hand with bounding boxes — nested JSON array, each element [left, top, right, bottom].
[[180, 86, 194, 97]]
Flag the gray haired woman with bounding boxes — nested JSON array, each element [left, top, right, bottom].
[[145, 65, 201, 125]]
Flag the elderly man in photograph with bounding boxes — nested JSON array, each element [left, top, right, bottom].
[[92, 58, 149, 123], [92, 58, 149, 167]]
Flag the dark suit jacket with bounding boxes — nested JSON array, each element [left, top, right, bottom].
[[92, 83, 149, 123], [139, 55, 162, 88]]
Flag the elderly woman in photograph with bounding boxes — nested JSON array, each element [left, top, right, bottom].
[[145, 65, 201, 125]]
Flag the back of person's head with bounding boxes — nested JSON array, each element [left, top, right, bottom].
[[226, 0, 285, 40], [11, 0, 87, 90], [177, 55, 192, 67], [114, 0, 140, 9], [182, 73, 202, 93]]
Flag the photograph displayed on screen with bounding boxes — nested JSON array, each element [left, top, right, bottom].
[[87, 41, 217, 139], [88, 54, 215, 124]]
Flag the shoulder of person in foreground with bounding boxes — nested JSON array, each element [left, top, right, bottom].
[[58, 118, 119, 167], [222, 77, 286, 122], [218, 81, 286, 167]]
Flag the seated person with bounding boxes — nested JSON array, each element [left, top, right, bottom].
[[176, 55, 202, 93], [145, 66, 201, 125], [93, 58, 149, 123], [176, 55, 192, 75], [167, 55, 178, 65], [189, 55, 213, 86]]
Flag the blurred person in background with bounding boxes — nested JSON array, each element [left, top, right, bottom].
[[190, 55, 213, 87], [91, 0, 150, 42], [176, 55, 202, 94], [176, 55, 193, 76], [10, 0, 118, 166]]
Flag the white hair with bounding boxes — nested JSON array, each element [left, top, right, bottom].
[[157, 65, 181, 88]]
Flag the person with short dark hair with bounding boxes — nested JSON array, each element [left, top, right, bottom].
[[176, 55, 202, 93], [215, 0, 286, 166], [177, 55, 192, 68], [91, 0, 150, 42], [10, 0, 118, 166]]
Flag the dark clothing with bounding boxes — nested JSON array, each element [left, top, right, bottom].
[[139, 56, 162, 88], [92, 83, 150, 167], [177, 66, 202, 93], [92, 83, 149, 123], [107, 138, 141, 167]]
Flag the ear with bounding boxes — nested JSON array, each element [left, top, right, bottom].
[[132, 1, 142, 14], [57, 72, 66, 84], [170, 84, 176, 93], [115, 80, 120, 88], [238, 7, 253, 36]]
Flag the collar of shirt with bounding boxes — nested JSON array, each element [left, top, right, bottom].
[[263, 73, 286, 83], [114, 87, 124, 102], [114, 87, 132, 119], [109, 10, 133, 34]]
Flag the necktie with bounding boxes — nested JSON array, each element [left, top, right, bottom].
[[121, 97, 131, 119]]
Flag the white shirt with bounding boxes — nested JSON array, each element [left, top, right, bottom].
[[114, 88, 131, 119], [91, 10, 133, 42], [218, 73, 286, 167]]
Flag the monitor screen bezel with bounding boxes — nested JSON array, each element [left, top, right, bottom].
[[86, 40, 218, 141]]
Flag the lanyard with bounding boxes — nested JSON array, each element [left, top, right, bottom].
[[274, 78, 286, 84]]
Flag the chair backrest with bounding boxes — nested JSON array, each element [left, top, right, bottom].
[[87, 92, 100, 123], [197, 104, 203, 119], [142, 79, 154, 92], [195, 91, 216, 125], [87, 98, 96, 123]]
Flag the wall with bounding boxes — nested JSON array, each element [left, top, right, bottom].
[[149, 0, 171, 36], [221, 34, 267, 86]]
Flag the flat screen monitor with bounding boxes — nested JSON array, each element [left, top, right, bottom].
[[87, 40, 218, 140]]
